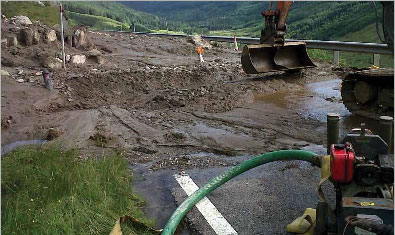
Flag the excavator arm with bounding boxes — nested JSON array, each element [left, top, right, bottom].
[[260, 1, 293, 44], [241, 1, 315, 74]]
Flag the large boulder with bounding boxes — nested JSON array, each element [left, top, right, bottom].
[[71, 54, 86, 64], [44, 29, 57, 42], [13, 16, 32, 26], [188, 35, 212, 49], [19, 28, 34, 46], [18, 27, 41, 46], [72, 27, 94, 50]]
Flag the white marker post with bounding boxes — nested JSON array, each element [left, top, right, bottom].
[[59, 3, 66, 69], [233, 35, 238, 52]]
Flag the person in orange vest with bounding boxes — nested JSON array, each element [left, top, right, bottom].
[[196, 46, 204, 62]]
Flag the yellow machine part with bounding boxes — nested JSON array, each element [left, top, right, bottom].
[[241, 42, 316, 74], [287, 155, 333, 234]]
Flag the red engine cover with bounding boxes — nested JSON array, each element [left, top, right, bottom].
[[330, 144, 355, 183]]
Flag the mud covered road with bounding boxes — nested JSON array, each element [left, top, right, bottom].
[[1, 28, 381, 234]]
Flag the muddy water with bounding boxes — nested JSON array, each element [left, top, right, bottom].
[[1, 139, 47, 155], [255, 79, 383, 138]]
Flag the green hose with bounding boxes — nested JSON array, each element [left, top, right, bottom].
[[162, 150, 320, 235]]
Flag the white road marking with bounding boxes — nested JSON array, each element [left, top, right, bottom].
[[174, 174, 238, 235]]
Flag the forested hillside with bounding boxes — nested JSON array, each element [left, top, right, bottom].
[[122, 1, 384, 41], [62, 1, 205, 33]]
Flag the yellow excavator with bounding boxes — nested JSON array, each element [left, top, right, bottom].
[[242, 1, 394, 119]]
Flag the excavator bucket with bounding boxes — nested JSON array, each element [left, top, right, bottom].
[[241, 42, 316, 74]]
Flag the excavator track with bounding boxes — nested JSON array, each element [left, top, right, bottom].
[[341, 68, 394, 120]]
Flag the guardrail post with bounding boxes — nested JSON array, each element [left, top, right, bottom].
[[333, 50, 340, 65], [374, 54, 380, 66]]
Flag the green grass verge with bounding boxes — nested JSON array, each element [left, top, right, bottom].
[[1, 1, 60, 26], [308, 49, 394, 68], [2, 146, 156, 235], [67, 11, 129, 31]]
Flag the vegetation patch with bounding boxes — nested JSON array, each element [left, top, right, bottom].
[[1, 1, 60, 26], [1, 146, 156, 235]]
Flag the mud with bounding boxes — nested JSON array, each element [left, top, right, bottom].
[[1, 19, 382, 233]]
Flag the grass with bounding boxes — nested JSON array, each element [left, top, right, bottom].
[[1, 1, 60, 26], [308, 49, 394, 68], [67, 11, 129, 31], [1, 146, 156, 235]]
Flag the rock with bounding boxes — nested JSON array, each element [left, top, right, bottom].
[[35, 71, 42, 76], [87, 48, 101, 57], [188, 34, 212, 49], [72, 27, 94, 50], [1, 38, 7, 45], [65, 54, 71, 62], [17, 79, 24, 83], [32, 30, 40, 44], [47, 128, 61, 140], [71, 54, 86, 64], [96, 56, 105, 64], [36, 1, 45, 7], [19, 27, 34, 46], [17, 68, 23, 75], [42, 57, 62, 69], [6, 36, 18, 47], [1, 70, 10, 76], [55, 58, 63, 63], [45, 29, 57, 42], [13, 16, 32, 26]]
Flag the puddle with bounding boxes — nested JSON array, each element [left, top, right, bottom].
[[254, 79, 386, 137], [1, 139, 47, 155], [130, 163, 190, 234]]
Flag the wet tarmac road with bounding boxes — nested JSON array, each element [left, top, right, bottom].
[[131, 78, 390, 234]]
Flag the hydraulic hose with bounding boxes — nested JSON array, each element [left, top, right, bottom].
[[162, 150, 320, 235]]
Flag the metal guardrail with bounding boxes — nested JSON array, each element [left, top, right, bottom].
[[134, 33, 393, 55], [91, 30, 394, 65]]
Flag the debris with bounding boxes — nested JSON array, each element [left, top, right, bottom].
[[132, 146, 158, 154], [42, 69, 53, 90], [35, 71, 43, 76], [17, 79, 24, 83], [32, 30, 40, 44], [87, 48, 102, 57], [19, 28, 34, 46], [7, 36, 18, 47], [1, 70, 10, 76], [35, 1, 45, 7], [70, 55, 86, 64], [46, 128, 61, 140], [65, 54, 71, 62], [72, 27, 94, 50], [45, 29, 57, 42], [188, 35, 212, 49], [17, 68, 23, 75], [96, 56, 105, 64], [12, 15, 32, 26], [42, 57, 62, 69], [55, 58, 63, 63]]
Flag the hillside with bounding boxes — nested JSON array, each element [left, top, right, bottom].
[[62, 1, 204, 33], [122, 1, 383, 41]]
